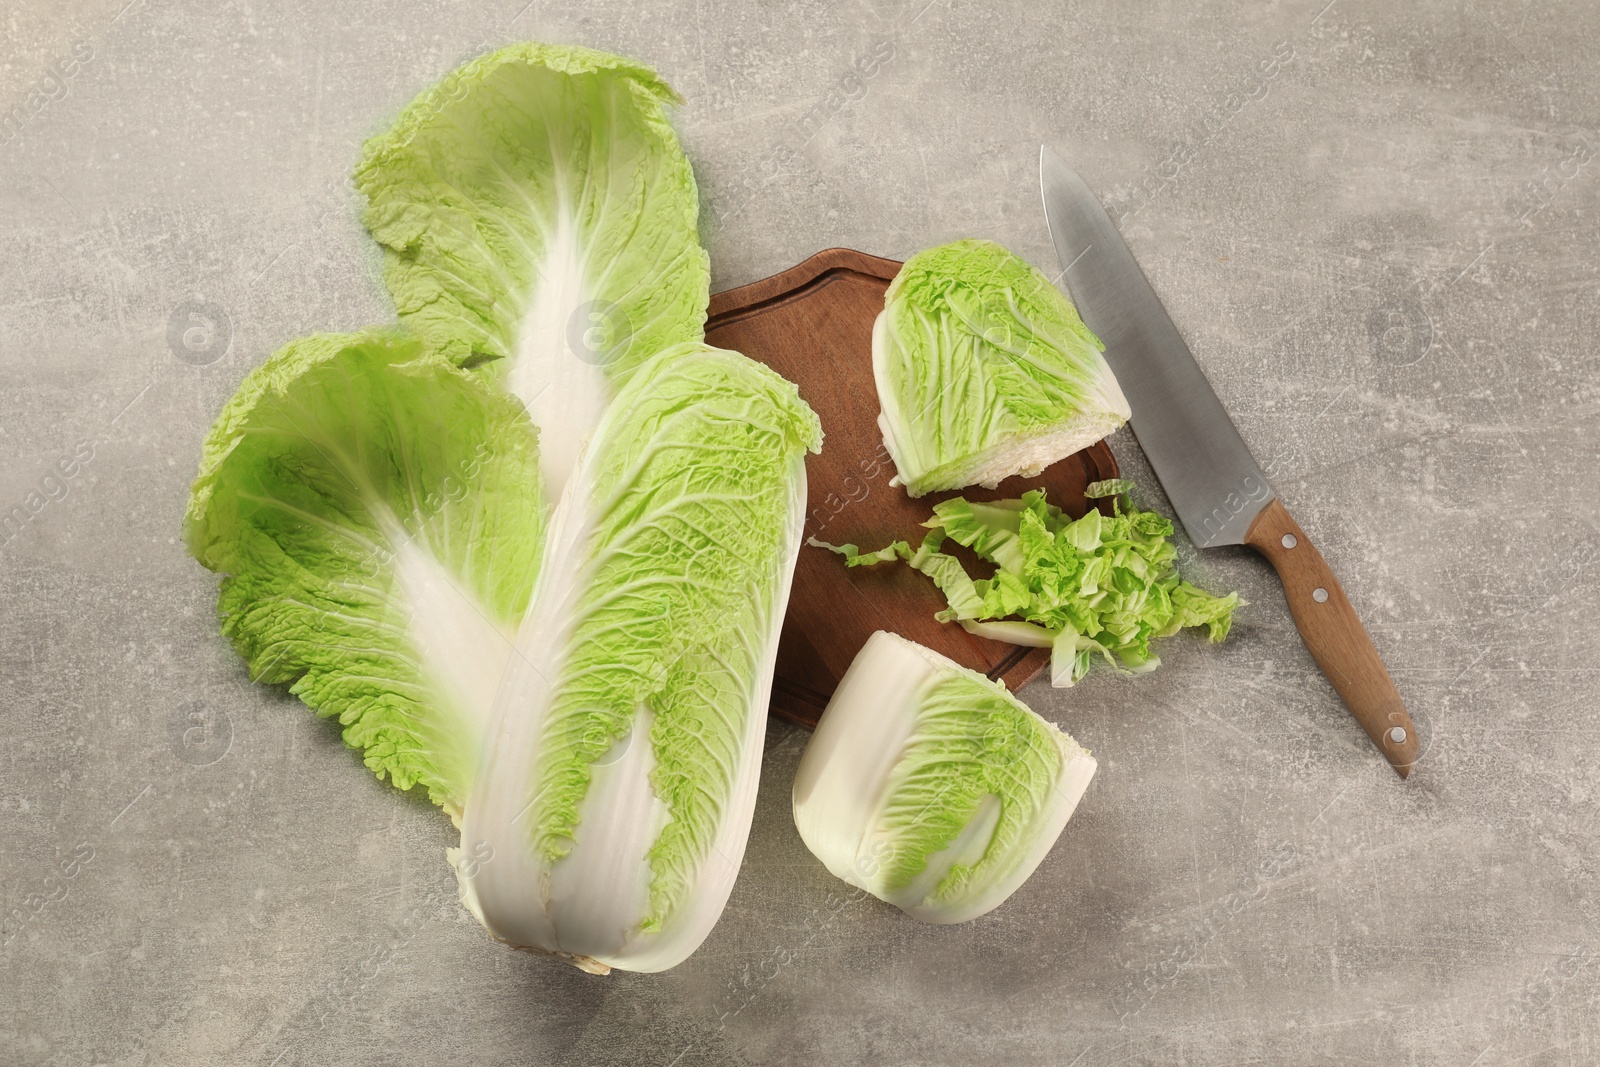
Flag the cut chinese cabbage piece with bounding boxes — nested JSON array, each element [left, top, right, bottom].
[[812, 486, 1239, 687], [792, 630, 1096, 924], [184, 330, 545, 820], [873, 238, 1130, 496], [355, 42, 710, 500], [460, 342, 822, 974]]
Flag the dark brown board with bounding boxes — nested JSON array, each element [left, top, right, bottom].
[[706, 248, 1119, 729]]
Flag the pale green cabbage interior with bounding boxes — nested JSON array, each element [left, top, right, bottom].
[[873, 666, 1068, 905]]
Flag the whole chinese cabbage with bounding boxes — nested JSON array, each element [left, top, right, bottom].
[[874, 239, 1130, 496], [461, 343, 822, 973]]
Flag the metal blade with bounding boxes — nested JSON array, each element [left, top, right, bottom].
[[1039, 145, 1274, 548]]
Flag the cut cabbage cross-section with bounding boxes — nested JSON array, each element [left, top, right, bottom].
[[792, 630, 1097, 924], [873, 238, 1130, 497]]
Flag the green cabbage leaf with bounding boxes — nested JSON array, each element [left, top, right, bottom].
[[184, 331, 545, 818], [356, 43, 710, 499]]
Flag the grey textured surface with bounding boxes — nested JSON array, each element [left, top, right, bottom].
[[2, 0, 1596, 1063]]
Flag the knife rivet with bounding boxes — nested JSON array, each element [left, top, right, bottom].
[[1388, 726, 1408, 745], [1281, 534, 1297, 549], [1312, 587, 1329, 603]]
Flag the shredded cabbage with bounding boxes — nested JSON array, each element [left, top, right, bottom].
[[812, 486, 1240, 686]]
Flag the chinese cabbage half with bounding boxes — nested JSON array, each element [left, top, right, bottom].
[[793, 631, 1096, 924], [874, 239, 1130, 497]]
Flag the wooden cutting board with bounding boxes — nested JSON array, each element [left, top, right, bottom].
[[706, 248, 1120, 729]]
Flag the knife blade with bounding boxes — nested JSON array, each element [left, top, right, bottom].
[[1040, 145, 1421, 778]]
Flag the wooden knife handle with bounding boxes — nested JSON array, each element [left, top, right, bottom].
[[1243, 498, 1420, 778]]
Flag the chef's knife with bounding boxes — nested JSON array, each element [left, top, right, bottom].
[[1040, 145, 1419, 778]]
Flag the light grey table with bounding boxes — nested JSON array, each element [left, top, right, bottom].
[[4, 1, 1596, 1064]]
